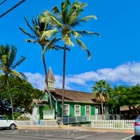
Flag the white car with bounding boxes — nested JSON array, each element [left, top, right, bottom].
[[0, 115, 17, 130]]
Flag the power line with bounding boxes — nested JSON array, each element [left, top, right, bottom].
[[0, 0, 26, 18], [0, 0, 6, 6]]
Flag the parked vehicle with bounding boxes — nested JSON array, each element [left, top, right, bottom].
[[0, 115, 17, 130], [134, 115, 140, 139]]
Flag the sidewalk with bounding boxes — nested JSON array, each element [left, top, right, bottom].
[[17, 125, 134, 134]]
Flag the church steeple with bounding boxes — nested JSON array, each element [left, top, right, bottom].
[[45, 67, 55, 90]]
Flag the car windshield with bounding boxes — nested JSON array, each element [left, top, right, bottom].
[[136, 115, 140, 121], [0, 116, 6, 120]]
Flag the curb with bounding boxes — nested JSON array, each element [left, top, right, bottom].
[[17, 127, 134, 134]]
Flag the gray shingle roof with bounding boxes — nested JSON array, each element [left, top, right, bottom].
[[46, 67, 55, 82], [50, 88, 97, 104]]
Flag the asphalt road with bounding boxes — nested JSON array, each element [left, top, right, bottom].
[[0, 129, 137, 140]]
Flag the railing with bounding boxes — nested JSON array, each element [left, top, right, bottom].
[[91, 120, 135, 130], [63, 116, 90, 124], [62, 114, 121, 124], [16, 120, 58, 127], [90, 114, 121, 120]]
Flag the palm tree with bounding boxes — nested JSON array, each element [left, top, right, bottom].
[[19, 16, 67, 109], [92, 80, 110, 120], [19, 16, 59, 76], [41, 0, 100, 124], [0, 44, 26, 119]]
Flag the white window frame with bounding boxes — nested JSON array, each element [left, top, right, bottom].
[[95, 106, 100, 114], [85, 105, 91, 116], [74, 105, 81, 116], [64, 104, 70, 116]]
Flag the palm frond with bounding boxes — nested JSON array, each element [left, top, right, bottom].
[[53, 45, 70, 51], [69, 1, 81, 16], [31, 16, 38, 27], [42, 37, 57, 55], [10, 70, 25, 79], [38, 14, 49, 23], [81, 15, 97, 20], [25, 39, 37, 43], [81, 3, 88, 8], [8, 45, 17, 67], [61, 0, 70, 24], [62, 34, 74, 46], [12, 56, 26, 69], [71, 31, 82, 38], [69, 2, 87, 17], [19, 72, 27, 80], [75, 31, 100, 37], [19, 27, 36, 39], [40, 28, 58, 41], [1, 55, 8, 66], [71, 15, 97, 27], [76, 38, 91, 59], [24, 17, 35, 34], [51, 6, 61, 15], [43, 10, 63, 27]]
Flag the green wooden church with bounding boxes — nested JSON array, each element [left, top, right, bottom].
[[30, 68, 109, 122]]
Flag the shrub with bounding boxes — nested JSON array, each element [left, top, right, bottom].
[[16, 116, 30, 120], [14, 112, 21, 120]]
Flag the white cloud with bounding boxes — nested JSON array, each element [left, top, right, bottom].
[[24, 72, 45, 90], [24, 61, 140, 91]]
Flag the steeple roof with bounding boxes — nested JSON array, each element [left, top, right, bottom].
[[46, 67, 55, 82]]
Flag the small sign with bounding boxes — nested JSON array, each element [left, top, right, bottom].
[[65, 117, 68, 122], [43, 109, 55, 119], [84, 116, 87, 120], [38, 120, 40, 125]]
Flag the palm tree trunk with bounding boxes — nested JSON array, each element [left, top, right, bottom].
[[101, 100, 104, 120], [7, 79, 14, 120], [41, 47, 52, 110], [42, 53, 47, 76], [61, 44, 66, 125]]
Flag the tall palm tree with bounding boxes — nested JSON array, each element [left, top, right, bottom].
[[19, 16, 59, 76], [0, 44, 26, 119], [92, 80, 110, 120], [41, 0, 100, 124], [19, 16, 66, 109]]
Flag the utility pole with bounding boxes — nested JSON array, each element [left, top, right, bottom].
[[0, 0, 25, 18]]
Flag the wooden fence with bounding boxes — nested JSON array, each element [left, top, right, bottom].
[[91, 120, 135, 130]]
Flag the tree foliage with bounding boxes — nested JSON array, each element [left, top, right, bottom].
[[0, 44, 26, 119], [0, 76, 43, 112], [107, 85, 140, 118]]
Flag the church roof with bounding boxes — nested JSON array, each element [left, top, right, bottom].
[[46, 67, 55, 82], [50, 88, 97, 104]]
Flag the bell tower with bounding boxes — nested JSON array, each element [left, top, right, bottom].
[[45, 67, 55, 90]]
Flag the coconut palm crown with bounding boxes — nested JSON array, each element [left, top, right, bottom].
[[41, 0, 100, 58], [92, 80, 110, 119]]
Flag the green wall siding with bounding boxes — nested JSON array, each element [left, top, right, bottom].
[[81, 104, 85, 116], [91, 106, 95, 115], [56, 101, 96, 117]]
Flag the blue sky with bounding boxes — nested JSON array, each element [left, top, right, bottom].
[[1, 0, 140, 92]]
